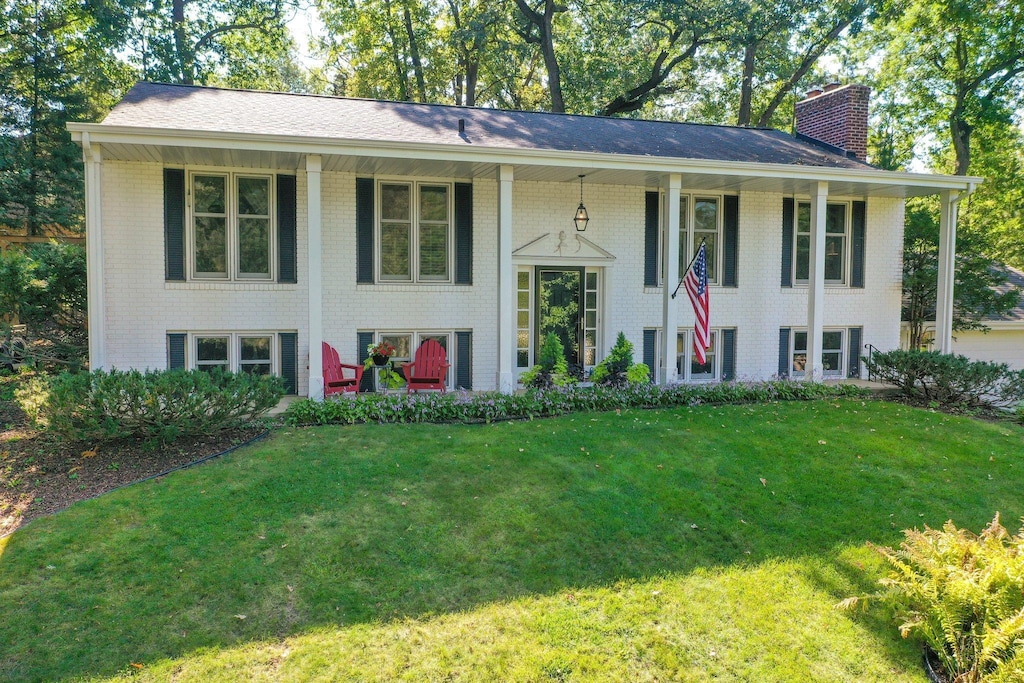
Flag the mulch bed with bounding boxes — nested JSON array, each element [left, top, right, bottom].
[[0, 396, 267, 537]]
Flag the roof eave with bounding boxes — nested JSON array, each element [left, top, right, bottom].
[[67, 122, 983, 194]]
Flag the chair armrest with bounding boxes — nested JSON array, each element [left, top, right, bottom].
[[338, 363, 363, 372]]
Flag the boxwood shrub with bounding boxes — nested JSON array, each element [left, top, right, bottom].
[[864, 349, 1024, 411], [17, 368, 285, 443], [285, 380, 869, 426]]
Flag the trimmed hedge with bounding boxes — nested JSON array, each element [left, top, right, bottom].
[[864, 349, 1024, 411], [17, 368, 285, 443], [285, 380, 870, 426]]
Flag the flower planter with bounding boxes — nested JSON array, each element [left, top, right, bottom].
[[371, 354, 390, 367]]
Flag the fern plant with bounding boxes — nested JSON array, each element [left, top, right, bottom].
[[840, 514, 1024, 682]]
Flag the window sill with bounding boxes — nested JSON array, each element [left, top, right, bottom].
[[165, 281, 298, 291], [360, 283, 472, 292]]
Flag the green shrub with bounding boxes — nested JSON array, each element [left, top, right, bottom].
[[285, 380, 869, 426], [17, 368, 285, 443], [521, 333, 574, 389], [591, 332, 649, 386], [865, 349, 1024, 411], [841, 515, 1024, 683]]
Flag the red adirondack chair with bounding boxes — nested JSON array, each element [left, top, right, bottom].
[[322, 341, 364, 396], [401, 339, 450, 393]]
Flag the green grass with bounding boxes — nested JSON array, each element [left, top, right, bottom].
[[1, 399, 1022, 681]]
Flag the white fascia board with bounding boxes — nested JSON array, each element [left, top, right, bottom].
[[67, 122, 983, 193]]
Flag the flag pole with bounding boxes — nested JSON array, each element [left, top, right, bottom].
[[671, 237, 706, 299]]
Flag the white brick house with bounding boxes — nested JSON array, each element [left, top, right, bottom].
[[69, 82, 978, 398]]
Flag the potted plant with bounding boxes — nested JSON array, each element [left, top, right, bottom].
[[367, 340, 396, 366]]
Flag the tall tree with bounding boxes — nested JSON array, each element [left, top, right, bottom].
[[876, 0, 1024, 175], [732, 0, 869, 127], [0, 0, 134, 235], [513, 0, 567, 112], [902, 197, 1020, 349], [134, 0, 292, 86]]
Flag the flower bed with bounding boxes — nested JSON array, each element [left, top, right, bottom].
[[285, 380, 870, 426]]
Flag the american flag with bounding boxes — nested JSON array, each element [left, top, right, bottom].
[[684, 242, 711, 365]]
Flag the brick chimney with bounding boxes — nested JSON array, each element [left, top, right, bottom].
[[794, 83, 870, 161]]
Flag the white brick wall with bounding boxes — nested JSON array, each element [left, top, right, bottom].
[[99, 161, 905, 394]]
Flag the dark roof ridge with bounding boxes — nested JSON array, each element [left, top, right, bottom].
[[131, 81, 784, 134]]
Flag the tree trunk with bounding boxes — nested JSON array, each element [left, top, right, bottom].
[[737, 38, 757, 127], [465, 57, 479, 106], [514, 0, 565, 112], [171, 0, 194, 84], [401, 0, 427, 102], [383, 0, 410, 101], [950, 114, 971, 176]]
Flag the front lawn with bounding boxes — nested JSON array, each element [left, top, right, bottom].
[[1, 399, 1021, 681]]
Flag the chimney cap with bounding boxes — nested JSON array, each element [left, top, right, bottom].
[[824, 82, 842, 92], [805, 87, 823, 98]]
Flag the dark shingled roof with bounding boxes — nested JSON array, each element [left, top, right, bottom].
[[987, 265, 1024, 323], [100, 82, 873, 170]]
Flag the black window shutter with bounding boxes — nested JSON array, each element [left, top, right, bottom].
[[851, 200, 866, 288], [167, 333, 186, 369], [781, 198, 794, 288], [164, 169, 186, 281], [277, 174, 297, 283], [455, 330, 472, 389], [357, 331, 375, 392], [455, 183, 473, 285], [644, 191, 660, 287], [642, 328, 657, 382], [721, 328, 736, 381], [723, 195, 739, 287], [279, 332, 298, 394], [356, 178, 374, 283], [847, 327, 862, 379], [778, 328, 791, 377]]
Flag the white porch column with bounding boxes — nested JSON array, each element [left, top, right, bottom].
[[81, 133, 106, 370], [935, 189, 960, 354], [660, 173, 681, 384], [497, 165, 515, 393], [306, 154, 324, 400], [806, 181, 828, 381]]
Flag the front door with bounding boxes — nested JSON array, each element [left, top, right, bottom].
[[535, 267, 584, 372]]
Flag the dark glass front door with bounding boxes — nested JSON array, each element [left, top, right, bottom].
[[536, 267, 584, 370]]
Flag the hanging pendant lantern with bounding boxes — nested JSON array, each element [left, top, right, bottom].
[[573, 174, 589, 232]]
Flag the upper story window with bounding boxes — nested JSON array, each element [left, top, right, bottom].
[[190, 172, 274, 280], [379, 181, 452, 282], [795, 201, 849, 285], [662, 194, 723, 285]]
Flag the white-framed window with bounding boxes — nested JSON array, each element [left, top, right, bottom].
[[660, 193, 726, 286], [191, 332, 277, 375], [378, 180, 452, 282], [790, 328, 845, 378], [794, 201, 849, 285], [516, 269, 532, 369], [189, 172, 274, 281], [648, 327, 724, 382], [372, 330, 458, 389]]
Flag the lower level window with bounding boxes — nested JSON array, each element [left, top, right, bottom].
[[791, 329, 844, 378], [193, 333, 276, 375], [677, 328, 720, 382], [649, 327, 725, 382], [373, 331, 455, 388]]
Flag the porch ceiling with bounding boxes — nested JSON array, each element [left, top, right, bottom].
[[93, 139, 972, 199]]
